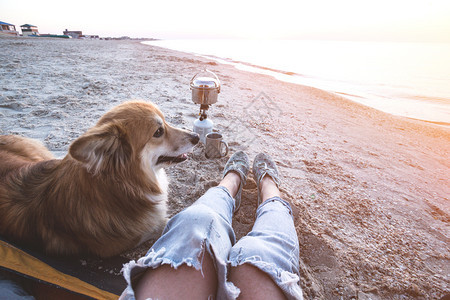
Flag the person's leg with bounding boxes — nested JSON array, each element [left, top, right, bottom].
[[132, 173, 241, 300], [121, 151, 250, 300], [228, 154, 303, 300], [228, 176, 288, 300], [134, 248, 217, 300]]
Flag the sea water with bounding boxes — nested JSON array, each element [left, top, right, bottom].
[[143, 39, 450, 125]]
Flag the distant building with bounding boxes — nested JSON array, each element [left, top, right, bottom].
[[21, 24, 39, 36], [63, 29, 83, 39], [84, 35, 99, 39], [0, 21, 19, 37]]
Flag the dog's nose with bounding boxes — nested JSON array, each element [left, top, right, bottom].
[[190, 133, 200, 145]]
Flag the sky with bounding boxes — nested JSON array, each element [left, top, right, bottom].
[[1, 0, 450, 41]]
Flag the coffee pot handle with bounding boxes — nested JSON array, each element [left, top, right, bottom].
[[221, 140, 229, 157], [190, 69, 221, 93]]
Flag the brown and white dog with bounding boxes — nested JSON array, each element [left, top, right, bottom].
[[0, 101, 199, 257]]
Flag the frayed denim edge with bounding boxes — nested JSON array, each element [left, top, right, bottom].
[[120, 245, 241, 300], [229, 258, 303, 300]]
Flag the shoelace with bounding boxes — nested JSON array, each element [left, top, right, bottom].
[[256, 161, 280, 186], [256, 162, 270, 178]]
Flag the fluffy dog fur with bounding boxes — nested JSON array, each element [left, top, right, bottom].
[[0, 101, 199, 257]]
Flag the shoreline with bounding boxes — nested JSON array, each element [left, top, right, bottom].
[[143, 40, 450, 126], [214, 54, 450, 128], [1, 38, 449, 299]]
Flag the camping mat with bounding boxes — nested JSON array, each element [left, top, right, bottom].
[[0, 236, 130, 299]]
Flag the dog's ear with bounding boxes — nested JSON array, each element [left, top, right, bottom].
[[69, 123, 132, 174]]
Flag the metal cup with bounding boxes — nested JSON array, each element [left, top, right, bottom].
[[205, 132, 229, 159]]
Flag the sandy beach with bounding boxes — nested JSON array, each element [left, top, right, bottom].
[[0, 37, 449, 299]]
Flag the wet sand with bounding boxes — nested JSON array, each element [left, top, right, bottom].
[[0, 37, 449, 299]]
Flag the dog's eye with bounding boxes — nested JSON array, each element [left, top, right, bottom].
[[153, 127, 164, 138]]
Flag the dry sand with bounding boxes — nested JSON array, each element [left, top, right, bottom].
[[0, 37, 449, 299]]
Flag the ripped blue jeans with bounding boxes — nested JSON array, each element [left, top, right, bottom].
[[121, 186, 303, 300]]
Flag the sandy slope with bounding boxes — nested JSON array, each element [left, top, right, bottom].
[[0, 38, 449, 299]]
